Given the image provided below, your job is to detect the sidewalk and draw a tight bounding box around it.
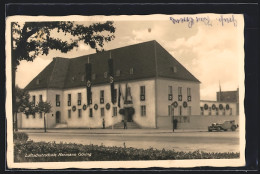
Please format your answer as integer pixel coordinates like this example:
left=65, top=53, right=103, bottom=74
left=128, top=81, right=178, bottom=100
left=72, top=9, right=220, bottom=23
left=18, top=128, right=207, bottom=134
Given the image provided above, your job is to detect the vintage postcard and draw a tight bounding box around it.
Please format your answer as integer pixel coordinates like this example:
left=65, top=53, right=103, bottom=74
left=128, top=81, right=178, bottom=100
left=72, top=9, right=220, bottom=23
left=6, top=14, right=245, bottom=169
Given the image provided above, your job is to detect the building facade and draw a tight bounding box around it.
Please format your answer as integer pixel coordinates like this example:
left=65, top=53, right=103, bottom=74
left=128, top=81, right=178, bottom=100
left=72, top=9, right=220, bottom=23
left=18, top=40, right=200, bottom=129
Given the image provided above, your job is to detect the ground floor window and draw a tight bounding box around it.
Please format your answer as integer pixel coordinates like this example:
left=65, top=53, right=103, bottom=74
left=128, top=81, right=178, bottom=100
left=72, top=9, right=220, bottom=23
left=230, top=108, right=232, bottom=115
left=141, top=105, right=146, bottom=116
left=168, top=105, right=171, bottom=116
left=209, top=107, right=211, bottom=115
left=68, top=109, right=71, bottom=119
left=89, top=108, right=93, bottom=117
left=113, top=107, right=117, bottom=116
left=179, top=106, right=182, bottom=116
left=101, top=108, right=105, bottom=117
left=78, top=109, right=82, bottom=118
left=188, top=106, right=191, bottom=115
left=39, top=112, right=42, bottom=118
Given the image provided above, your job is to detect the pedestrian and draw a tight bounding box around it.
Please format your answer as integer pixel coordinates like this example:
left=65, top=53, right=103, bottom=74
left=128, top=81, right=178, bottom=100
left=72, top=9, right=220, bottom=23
left=123, top=120, right=127, bottom=129
left=102, top=118, right=105, bottom=129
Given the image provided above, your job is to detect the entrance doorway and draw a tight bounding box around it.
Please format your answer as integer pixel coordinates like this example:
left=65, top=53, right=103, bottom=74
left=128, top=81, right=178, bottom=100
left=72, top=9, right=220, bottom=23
left=56, top=111, right=61, bottom=123
left=124, top=107, right=135, bottom=122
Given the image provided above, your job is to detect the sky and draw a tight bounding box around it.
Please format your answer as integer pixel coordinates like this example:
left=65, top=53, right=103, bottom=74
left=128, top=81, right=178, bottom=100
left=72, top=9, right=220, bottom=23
left=15, top=14, right=244, bottom=100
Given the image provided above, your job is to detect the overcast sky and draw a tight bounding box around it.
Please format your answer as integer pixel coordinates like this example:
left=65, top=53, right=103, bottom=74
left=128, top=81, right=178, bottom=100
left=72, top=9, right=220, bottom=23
left=15, top=14, right=244, bottom=100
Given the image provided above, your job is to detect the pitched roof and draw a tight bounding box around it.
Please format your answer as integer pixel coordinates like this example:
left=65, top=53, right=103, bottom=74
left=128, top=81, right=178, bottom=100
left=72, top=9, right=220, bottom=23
left=217, top=90, right=239, bottom=102
left=25, top=40, right=199, bottom=90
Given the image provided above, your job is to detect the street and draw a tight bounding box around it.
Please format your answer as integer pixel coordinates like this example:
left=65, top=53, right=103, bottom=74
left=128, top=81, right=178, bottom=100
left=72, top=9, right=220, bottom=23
left=20, top=129, right=240, bottom=153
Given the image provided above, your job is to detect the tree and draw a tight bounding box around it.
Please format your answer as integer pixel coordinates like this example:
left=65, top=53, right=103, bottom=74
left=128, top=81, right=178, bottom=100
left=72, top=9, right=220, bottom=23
left=14, top=86, right=30, bottom=131
left=11, top=21, right=116, bottom=131
left=36, top=101, right=52, bottom=132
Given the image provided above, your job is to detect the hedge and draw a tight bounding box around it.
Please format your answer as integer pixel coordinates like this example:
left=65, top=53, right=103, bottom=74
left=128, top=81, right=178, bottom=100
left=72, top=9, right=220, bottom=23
left=14, top=141, right=240, bottom=162
left=13, top=132, right=29, bottom=142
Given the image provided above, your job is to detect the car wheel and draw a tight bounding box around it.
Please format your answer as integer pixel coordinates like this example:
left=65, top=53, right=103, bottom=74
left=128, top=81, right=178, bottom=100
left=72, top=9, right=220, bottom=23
left=231, top=125, right=236, bottom=131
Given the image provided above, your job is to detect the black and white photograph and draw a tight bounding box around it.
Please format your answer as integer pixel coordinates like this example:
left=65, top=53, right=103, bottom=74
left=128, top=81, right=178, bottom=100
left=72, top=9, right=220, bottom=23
left=6, top=14, right=245, bottom=169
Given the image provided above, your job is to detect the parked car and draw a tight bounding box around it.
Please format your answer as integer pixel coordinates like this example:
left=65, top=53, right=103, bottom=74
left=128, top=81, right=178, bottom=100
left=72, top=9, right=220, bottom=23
left=208, top=120, right=239, bottom=132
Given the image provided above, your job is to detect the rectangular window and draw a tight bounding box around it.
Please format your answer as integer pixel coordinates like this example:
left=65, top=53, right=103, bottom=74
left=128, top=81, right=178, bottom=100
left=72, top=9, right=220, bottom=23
left=179, top=106, right=182, bottom=116
left=216, top=108, right=219, bottom=115
left=140, top=86, right=145, bottom=101
left=188, top=106, right=192, bottom=115
left=32, top=95, right=36, bottom=106
left=223, top=109, right=226, bottom=116
left=209, top=107, right=212, bottom=115
left=78, top=109, right=82, bottom=118
left=113, top=107, right=117, bottom=116
left=187, top=88, right=191, bottom=101
left=178, top=87, right=182, bottom=101
left=100, top=90, right=104, bottom=104
left=39, top=112, right=42, bottom=118
left=101, top=108, right=105, bottom=117
left=168, top=105, right=172, bottom=116
left=68, top=94, right=71, bottom=106
left=130, top=68, right=134, bottom=75
left=68, top=110, right=71, bottom=119
left=230, top=108, right=232, bottom=115
left=39, top=95, right=43, bottom=102
left=178, top=87, right=182, bottom=95
left=78, top=93, right=82, bottom=105
left=168, top=86, right=173, bottom=100
left=89, top=108, right=93, bottom=117
left=201, top=107, right=204, bottom=115
left=56, top=95, right=60, bottom=107
left=90, top=92, right=93, bottom=104
left=113, top=89, right=117, bottom=103
left=141, top=105, right=146, bottom=116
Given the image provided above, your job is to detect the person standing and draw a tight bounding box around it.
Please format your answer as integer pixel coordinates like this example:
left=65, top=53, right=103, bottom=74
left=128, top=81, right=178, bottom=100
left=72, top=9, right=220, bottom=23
left=123, top=120, right=127, bottom=129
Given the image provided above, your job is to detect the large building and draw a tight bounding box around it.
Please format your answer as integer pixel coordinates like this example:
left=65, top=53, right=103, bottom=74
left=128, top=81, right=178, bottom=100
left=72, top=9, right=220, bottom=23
left=18, top=40, right=201, bottom=129
left=200, top=88, right=239, bottom=116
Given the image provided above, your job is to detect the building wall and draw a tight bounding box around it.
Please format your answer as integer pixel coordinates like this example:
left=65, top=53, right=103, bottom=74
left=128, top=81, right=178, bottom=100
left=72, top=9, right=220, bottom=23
left=20, top=90, right=47, bottom=128
left=157, top=115, right=239, bottom=130
left=200, top=100, right=238, bottom=116
left=156, top=78, right=200, bottom=117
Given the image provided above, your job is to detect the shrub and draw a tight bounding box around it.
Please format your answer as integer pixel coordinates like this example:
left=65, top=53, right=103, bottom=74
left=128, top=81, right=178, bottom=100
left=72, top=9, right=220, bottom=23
left=13, top=132, right=29, bottom=142
left=14, top=141, right=240, bottom=162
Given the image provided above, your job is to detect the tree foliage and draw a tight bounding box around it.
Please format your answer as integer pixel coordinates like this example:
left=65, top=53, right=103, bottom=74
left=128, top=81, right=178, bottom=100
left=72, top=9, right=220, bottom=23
left=36, top=101, right=52, bottom=115
left=12, top=21, right=116, bottom=69
left=14, top=86, right=30, bottom=113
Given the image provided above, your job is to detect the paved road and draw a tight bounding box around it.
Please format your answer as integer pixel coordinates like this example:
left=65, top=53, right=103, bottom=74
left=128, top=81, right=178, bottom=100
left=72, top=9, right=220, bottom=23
left=23, top=129, right=240, bottom=153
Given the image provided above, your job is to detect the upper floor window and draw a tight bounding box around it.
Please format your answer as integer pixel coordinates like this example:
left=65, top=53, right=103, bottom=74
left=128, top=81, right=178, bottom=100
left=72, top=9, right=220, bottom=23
left=56, top=95, right=60, bottom=107
left=39, top=95, right=43, bottom=102
left=89, top=108, right=93, bottom=117
left=168, top=86, right=173, bottom=100
left=140, top=86, right=145, bottom=101
left=178, top=87, right=182, bottom=101
left=78, top=93, right=82, bottom=105
left=100, top=90, right=104, bottom=104
left=32, top=95, right=36, bottom=106
left=68, top=94, right=71, bottom=106
left=130, top=68, right=134, bottom=75
left=187, top=88, right=191, bottom=101
left=113, top=89, right=117, bottom=103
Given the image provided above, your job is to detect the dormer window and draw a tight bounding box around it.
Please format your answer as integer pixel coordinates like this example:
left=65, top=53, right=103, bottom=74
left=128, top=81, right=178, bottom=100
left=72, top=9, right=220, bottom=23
left=92, top=74, right=96, bottom=80
left=36, top=79, right=40, bottom=85
left=81, top=75, right=85, bottom=82
left=104, top=72, right=108, bottom=78
left=173, top=66, right=177, bottom=73
left=130, top=68, right=134, bottom=75
left=116, top=70, right=121, bottom=77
